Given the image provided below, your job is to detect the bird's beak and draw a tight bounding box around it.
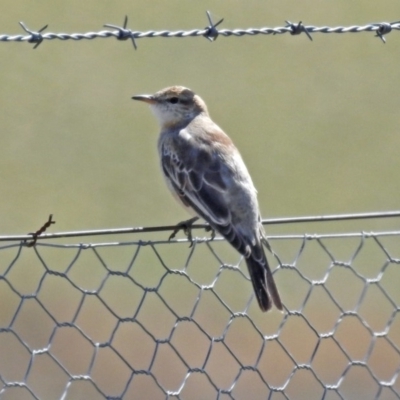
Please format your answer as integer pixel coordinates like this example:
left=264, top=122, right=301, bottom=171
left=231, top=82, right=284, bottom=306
left=132, top=94, right=156, bottom=104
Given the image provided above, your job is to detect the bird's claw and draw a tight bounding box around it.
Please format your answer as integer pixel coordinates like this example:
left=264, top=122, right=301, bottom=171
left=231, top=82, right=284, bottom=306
left=204, top=224, right=216, bottom=241
left=169, top=217, right=199, bottom=247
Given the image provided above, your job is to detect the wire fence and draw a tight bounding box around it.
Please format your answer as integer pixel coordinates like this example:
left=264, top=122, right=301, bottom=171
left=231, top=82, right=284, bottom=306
left=2, top=6, right=400, bottom=399
left=0, top=212, right=399, bottom=399
left=1, top=12, right=400, bottom=49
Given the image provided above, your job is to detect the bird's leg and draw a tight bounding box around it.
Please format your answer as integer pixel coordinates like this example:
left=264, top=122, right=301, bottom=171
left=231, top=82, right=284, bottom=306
left=169, top=216, right=199, bottom=245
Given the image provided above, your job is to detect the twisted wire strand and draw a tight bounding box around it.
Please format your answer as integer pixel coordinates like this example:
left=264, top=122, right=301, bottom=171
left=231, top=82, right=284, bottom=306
left=0, top=21, right=399, bottom=44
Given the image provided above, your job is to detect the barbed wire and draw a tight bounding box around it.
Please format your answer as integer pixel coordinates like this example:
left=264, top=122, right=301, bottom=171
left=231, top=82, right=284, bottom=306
left=1, top=12, right=400, bottom=49
left=1, top=210, right=400, bottom=244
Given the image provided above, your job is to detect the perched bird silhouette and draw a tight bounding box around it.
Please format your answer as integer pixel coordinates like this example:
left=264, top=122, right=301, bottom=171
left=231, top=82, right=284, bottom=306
left=133, top=86, right=282, bottom=311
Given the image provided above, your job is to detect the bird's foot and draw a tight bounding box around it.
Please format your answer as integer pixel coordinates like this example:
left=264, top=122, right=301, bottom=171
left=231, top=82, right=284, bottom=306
left=204, top=224, right=216, bottom=241
left=169, top=217, right=199, bottom=246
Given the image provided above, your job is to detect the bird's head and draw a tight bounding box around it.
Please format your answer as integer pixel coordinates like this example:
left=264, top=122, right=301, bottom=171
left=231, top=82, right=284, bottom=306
left=132, top=86, right=208, bottom=128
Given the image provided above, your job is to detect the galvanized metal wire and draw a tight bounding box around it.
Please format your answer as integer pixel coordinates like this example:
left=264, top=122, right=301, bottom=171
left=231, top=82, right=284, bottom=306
left=1, top=13, right=399, bottom=49
left=1, top=210, right=400, bottom=244
left=0, top=212, right=399, bottom=399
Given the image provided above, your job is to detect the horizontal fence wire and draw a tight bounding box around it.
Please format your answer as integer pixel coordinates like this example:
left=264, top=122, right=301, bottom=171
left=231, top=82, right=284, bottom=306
left=0, top=212, right=400, bottom=399
left=1, top=210, right=400, bottom=245
left=1, top=12, right=400, bottom=49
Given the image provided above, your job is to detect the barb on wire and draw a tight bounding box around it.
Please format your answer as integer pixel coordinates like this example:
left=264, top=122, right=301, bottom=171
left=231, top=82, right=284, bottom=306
left=285, top=20, right=313, bottom=41
left=25, top=214, right=56, bottom=247
left=375, top=22, right=393, bottom=43
left=203, top=11, right=224, bottom=41
left=104, top=15, right=137, bottom=49
left=19, top=21, right=48, bottom=49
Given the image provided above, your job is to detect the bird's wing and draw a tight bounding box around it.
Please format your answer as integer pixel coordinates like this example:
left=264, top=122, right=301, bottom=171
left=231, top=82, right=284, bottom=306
left=160, top=130, right=253, bottom=256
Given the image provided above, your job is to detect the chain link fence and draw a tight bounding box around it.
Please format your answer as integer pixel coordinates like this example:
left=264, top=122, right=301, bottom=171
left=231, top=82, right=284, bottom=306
left=0, top=216, right=399, bottom=399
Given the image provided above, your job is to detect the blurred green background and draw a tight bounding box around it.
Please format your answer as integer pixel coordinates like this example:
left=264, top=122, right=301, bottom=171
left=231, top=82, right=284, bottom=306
left=0, top=0, right=399, bottom=234
left=0, top=1, right=400, bottom=399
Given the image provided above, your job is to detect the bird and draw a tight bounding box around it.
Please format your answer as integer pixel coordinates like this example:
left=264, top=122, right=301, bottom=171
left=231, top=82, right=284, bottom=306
left=132, top=86, right=282, bottom=312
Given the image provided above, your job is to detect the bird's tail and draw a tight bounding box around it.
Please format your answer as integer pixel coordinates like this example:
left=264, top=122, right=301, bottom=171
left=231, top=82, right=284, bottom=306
left=245, top=246, right=283, bottom=312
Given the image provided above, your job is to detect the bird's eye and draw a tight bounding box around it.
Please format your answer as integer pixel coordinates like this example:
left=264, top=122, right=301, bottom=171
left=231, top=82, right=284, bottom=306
left=169, top=97, right=179, bottom=104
